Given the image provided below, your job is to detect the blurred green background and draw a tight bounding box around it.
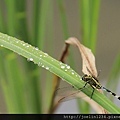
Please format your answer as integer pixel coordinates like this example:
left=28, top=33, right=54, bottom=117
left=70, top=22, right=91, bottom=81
left=0, top=0, right=120, bottom=113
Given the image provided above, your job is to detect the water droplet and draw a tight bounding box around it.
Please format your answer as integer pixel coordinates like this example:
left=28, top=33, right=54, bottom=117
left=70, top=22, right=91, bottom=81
left=66, top=65, right=70, bottom=69
left=40, top=55, right=42, bottom=57
left=38, top=62, right=41, bottom=66
left=42, top=65, right=44, bottom=68
left=0, top=45, right=3, bottom=47
left=44, top=53, right=48, bottom=56
left=35, top=47, right=39, bottom=50
left=61, top=66, right=65, bottom=69
left=30, top=58, right=33, bottom=61
left=46, top=67, right=49, bottom=70
left=27, top=58, right=33, bottom=62
left=72, top=72, right=74, bottom=75
left=23, top=44, right=25, bottom=46
left=65, top=69, right=67, bottom=71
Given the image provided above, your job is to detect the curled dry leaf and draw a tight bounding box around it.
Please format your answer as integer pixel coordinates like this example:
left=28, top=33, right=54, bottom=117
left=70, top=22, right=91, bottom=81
left=65, top=37, right=108, bottom=114
left=65, top=37, right=98, bottom=77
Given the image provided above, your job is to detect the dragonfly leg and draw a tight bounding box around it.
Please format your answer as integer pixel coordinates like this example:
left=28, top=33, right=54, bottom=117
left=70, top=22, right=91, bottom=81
left=90, top=87, right=95, bottom=99
left=79, top=82, right=95, bottom=99
left=78, top=82, right=88, bottom=91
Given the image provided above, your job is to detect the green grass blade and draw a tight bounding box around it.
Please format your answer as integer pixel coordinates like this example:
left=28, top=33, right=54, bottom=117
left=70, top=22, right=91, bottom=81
left=58, top=0, right=69, bottom=39
left=32, top=0, right=41, bottom=45
left=0, top=32, right=120, bottom=113
left=15, top=0, right=29, bottom=43
left=79, top=0, right=100, bottom=53
left=89, top=0, right=100, bottom=53
left=80, top=0, right=90, bottom=46
left=1, top=77, right=15, bottom=113
left=5, top=0, right=16, bottom=35
left=4, top=55, right=26, bottom=112
left=37, top=0, right=50, bottom=49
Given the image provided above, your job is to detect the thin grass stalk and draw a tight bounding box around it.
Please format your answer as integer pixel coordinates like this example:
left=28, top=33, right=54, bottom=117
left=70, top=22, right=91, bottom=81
left=15, top=0, right=29, bottom=43
left=5, top=0, right=16, bottom=35
left=89, top=0, right=100, bottom=53
left=4, top=56, right=26, bottom=113
left=58, top=0, right=69, bottom=39
left=32, top=0, right=41, bottom=45
left=80, top=0, right=90, bottom=46
left=37, top=0, right=50, bottom=49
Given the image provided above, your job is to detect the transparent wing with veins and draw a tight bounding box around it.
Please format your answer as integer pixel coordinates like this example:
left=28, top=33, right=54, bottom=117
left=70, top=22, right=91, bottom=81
left=56, top=84, right=88, bottom=102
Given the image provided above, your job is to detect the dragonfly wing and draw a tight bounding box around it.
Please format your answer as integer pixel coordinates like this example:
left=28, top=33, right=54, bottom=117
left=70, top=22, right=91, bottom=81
left=56, top=86, right=76, bottom=96
left=55, top=86, right=88, bottom=103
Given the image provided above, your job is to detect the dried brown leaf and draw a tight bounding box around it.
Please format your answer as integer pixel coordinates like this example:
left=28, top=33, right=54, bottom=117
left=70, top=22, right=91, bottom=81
left=65, top=37, right=98, bottom=77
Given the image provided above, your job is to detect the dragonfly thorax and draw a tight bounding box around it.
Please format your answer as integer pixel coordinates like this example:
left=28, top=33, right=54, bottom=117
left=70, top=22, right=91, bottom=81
left=82, top=74, right=102, bottom=89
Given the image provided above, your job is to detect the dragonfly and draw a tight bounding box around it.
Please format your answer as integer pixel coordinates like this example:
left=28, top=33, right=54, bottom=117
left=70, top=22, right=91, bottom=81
left=57, top=68, right=120, bottom=102
left=82, top=74, right=120, bottom=100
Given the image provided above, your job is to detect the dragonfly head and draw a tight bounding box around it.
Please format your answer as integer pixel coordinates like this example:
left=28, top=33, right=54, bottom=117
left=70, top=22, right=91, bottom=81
left=82, top=74, right=90, bottom=81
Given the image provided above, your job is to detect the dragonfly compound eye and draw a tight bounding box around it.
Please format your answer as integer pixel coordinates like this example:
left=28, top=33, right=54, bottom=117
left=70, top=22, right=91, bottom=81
left=82, top=74, right=88, bottom=80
